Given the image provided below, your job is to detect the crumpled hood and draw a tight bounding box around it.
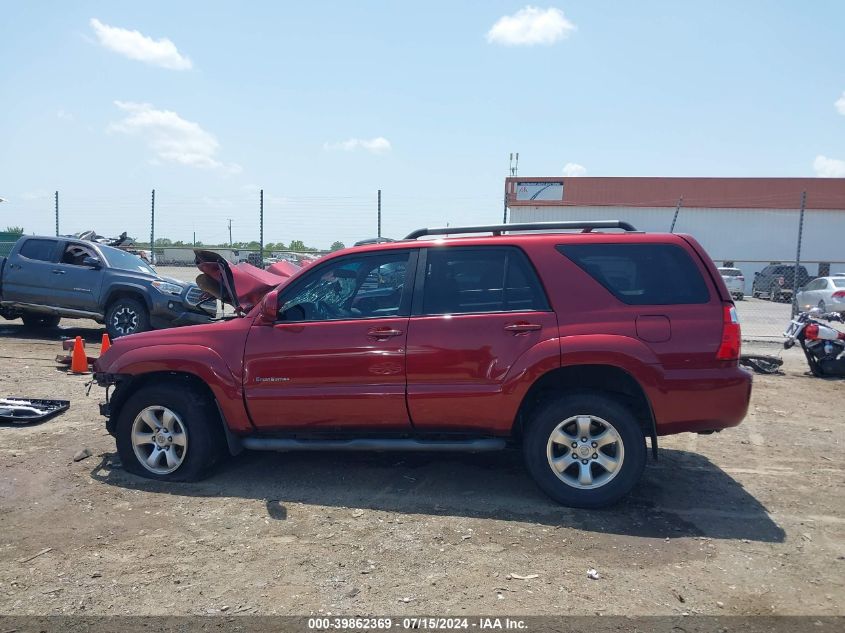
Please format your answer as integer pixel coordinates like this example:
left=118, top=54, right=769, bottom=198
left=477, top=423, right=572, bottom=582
left=194, top=250, right=299, bottom=311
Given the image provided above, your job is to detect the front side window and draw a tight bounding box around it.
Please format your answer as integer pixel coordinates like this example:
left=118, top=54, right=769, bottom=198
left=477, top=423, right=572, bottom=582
left=278, top=251, right=411, bottom=322
left=18, top=239, right=57, bottom=262
left=61, top=242, right=97, bottom=266
left=421, top=247, right=548, bottom=315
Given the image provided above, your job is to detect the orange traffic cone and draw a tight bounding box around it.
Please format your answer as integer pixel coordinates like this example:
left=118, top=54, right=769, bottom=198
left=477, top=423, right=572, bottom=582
left=100, top=333, right=111, bottom=356
left=69, top=336, right=90, bottom=374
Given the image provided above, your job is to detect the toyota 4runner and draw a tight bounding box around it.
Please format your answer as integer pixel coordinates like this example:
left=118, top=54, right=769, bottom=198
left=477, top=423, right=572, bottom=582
left=94, top=221, right=752, bottom=508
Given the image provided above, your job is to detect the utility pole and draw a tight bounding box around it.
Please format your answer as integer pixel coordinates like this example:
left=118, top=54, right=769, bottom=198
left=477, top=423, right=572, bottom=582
left=54, top=191, right=59, bottom=236
left=377, top=189, right=382, bottom=239
left=193, top=231, right=196, bottom=247
left=504, top=153, right=519, bottom=224
left=792, top=191, right=807, bottom=317
left=259, top=189, right=264, bottom=264
left=150, top=189, right=155, bottom=263
left=669, top=196, right=684, bottom=233
left=227, top=219, right=233, bottom=246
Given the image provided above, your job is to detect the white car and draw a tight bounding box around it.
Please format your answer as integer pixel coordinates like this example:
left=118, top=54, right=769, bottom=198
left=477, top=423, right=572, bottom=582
left=796, top=277, right=845, bottom=313
left=718, top=267, right=745, bottom=301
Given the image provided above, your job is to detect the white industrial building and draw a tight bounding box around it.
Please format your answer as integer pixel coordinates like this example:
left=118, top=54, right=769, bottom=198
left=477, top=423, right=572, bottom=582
left=505, top=177, right=845, bottom=285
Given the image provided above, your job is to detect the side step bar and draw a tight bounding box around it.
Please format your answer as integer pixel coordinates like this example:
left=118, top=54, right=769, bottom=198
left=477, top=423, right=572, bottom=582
left=240, top=437, right=507, bottom=453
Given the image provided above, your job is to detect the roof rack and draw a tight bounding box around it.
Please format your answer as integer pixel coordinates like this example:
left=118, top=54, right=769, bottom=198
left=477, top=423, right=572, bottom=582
left=404, top=220, right=638, bottom=240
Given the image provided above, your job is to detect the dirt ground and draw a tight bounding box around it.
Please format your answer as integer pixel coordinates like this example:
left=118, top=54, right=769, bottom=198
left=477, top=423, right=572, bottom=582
left=0, top=318, right=843, bottom=617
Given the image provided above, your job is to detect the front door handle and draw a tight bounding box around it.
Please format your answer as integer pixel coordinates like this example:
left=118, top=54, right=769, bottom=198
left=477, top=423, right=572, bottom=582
left=367, top=327, right=403, bottom=339
left=51, top=269, right=66, bottom=275
left=504, top=322, right=542, bottom=334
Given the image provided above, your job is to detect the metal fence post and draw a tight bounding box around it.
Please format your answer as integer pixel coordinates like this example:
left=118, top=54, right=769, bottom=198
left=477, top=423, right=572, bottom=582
left=259, top=189, right=264, bottom=264
left=377, top=189, right=382, bottom=239
left=792, top=191, right=807, bottom=317
left=54, top=191, right=59, bottom=236
left=150, top=189, right=155, bottom=263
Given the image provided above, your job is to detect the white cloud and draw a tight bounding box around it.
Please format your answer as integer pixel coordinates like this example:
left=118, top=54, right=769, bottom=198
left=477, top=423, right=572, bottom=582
left=813, top=155, right=845, bottom=178
left=109, top=101, right=240, bottom=173
left=486, top=6, right=575, bottom=46
left=57, top=109, right=74, bottom=121
left=836, top=92, right=845, bottom=116
left=562, top=162, right=587, bottom=177
left=324, top=137, right=392, bottom=154
left=90, top=18, right=192, bottom=70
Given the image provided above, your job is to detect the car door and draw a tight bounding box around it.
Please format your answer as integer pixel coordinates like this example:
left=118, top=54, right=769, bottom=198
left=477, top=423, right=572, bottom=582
left=50, top=241, right=105, bottom=312
left=242, top=249, right=417, bottom=431
left=405, top=246, right=557, bottom=434
left=1, top=238, right=61, bottom=305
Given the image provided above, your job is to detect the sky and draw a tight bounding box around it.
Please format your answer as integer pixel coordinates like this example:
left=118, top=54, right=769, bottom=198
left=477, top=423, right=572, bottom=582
left=1, top=1, right=844, bottom=248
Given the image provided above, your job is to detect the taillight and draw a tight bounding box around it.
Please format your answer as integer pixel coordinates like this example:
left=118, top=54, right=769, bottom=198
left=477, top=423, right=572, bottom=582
left=716, top=304, right=741, bottom=361
left=832, top=291, right=845, bottom=299
left=804, top=324, right=819, bottom=340
left=737, top=276, right=744, bottom=281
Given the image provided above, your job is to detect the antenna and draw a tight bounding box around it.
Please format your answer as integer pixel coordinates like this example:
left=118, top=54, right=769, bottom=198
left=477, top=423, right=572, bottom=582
left=509, top=152, right=519, bottom=176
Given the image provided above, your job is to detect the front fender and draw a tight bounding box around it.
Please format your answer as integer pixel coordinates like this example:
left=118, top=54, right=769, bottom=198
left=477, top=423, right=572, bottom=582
left=100, top=343, right=252, bottom=433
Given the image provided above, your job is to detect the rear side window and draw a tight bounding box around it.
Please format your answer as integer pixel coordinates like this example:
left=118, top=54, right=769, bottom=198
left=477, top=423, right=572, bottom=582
left=18, top=239, right=56, bottom=262
left=558, top=243, right=710, bottom=305
left=422, top=247, right=549, bottom=315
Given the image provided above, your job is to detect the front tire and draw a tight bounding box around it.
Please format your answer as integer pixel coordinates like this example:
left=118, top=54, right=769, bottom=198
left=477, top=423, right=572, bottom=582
left=523, top=392, right=646, bottom=508
left=105, top=297, right=149, bottom=338
left=21, top=313, right=61, bottom=328
left=115, top=384, right=224, bottom=481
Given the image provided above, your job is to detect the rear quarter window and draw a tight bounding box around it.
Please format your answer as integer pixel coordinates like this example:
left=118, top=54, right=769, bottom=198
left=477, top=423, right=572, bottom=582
left=557, top=243, right=710, bottom=305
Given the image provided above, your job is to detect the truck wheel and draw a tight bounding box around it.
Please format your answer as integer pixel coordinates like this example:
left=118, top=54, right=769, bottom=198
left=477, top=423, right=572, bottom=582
left=115, top=383, right=224, bottom=481
left=21, top=313, right=61, bottom=328
left=105, top=297, right=149, bottom=338
left=523, top=392, right=646, bottom=508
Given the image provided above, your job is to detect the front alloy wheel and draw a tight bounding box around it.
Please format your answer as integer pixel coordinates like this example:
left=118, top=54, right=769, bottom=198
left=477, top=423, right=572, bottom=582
left=131, top=406, right=188, bottom=475
left=115, top=383, right=224, bottom=481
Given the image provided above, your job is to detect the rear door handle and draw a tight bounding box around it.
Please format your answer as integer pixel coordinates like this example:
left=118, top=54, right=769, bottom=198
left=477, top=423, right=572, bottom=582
left=504, top=322, right=542, bottom=334
left=367, top=327, right=403, bottom=339
left=52, top=269, right=66, bottom=275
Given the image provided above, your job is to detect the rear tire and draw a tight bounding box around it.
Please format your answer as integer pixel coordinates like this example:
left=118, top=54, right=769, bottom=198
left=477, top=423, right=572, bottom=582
left=115, top=383, right=224, bottom=481
left=819, top=300, right=827, bottom=313
left=21, top=313, right=61, bottom=328
left=105, top=297, right=149, bottom=339
left=735, top=293, right=744, bottom=301
left=523, top=391, right=646, bottom=508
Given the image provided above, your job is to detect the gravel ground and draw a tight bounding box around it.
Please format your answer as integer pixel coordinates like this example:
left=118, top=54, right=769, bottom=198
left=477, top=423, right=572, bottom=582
left=0, top=318, right=842, bottom=616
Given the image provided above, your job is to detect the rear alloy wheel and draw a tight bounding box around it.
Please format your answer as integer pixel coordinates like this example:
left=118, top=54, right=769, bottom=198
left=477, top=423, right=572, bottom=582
left=105, top=297, right=149, bottom=338
left=523, top=392, right=646, bottom=508
left=115, top=384, right=223, bottom=481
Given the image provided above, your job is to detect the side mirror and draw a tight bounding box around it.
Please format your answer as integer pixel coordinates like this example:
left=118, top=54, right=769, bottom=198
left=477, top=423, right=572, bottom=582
left=260, top=288, right=279, bottom=324
left=754, top=271, right=760, bottom=276
left=82, top=256, right=102, bottom=269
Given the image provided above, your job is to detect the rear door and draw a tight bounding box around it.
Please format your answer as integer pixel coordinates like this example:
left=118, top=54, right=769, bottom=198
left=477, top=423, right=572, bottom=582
left=405, top=246, right=557, bottom=434
left=1, top=238, right=61, bottom=305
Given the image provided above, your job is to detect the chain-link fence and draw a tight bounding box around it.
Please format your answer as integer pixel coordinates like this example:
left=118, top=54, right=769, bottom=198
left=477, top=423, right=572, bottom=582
left=2, top=188, right=843, bottom=341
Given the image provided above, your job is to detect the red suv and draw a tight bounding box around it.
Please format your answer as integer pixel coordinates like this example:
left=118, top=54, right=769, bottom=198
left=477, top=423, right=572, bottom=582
left=94, top=221, right=751, bottom=508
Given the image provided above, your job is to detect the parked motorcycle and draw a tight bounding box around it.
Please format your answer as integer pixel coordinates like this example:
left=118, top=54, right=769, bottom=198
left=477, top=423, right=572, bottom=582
left=784, top=309, right=845, bottom=377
